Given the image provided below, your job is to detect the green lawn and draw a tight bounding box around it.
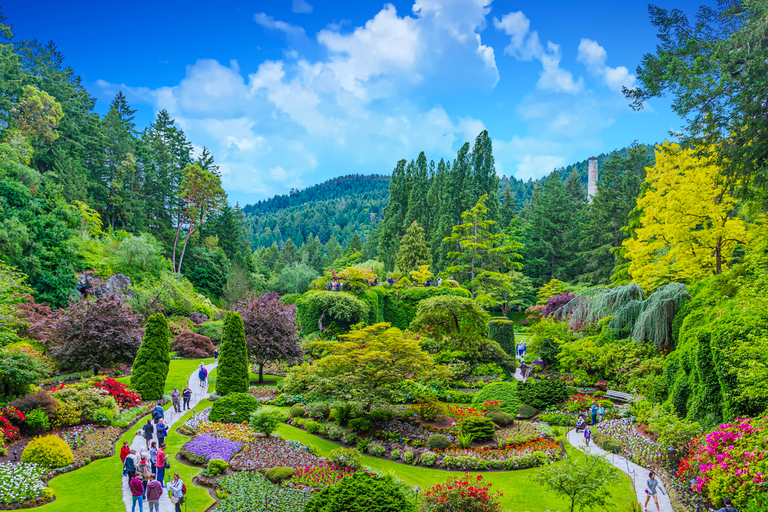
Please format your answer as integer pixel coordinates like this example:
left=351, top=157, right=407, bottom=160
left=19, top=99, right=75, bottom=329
left=249, top=372, right=283, bottom=386
left=275, top=424, right=636, bottom=512
left=115, top=358, right=216, bottom=394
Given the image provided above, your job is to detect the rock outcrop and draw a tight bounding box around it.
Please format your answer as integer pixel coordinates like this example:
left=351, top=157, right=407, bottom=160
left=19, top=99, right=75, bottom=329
left=74, top=272, right=135, bottom=299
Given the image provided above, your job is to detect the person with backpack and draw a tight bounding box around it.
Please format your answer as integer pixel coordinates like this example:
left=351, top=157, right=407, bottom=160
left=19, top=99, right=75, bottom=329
left=155, top=444, right=167, bottom=488
left=169, top=473, right=185, bottom=512
left=124, top=448, right=138, bottom=480
left=145, top=473, right=163, bottom=512
left=715, top=497, right=738, bottom=512
left=156, top=419, right=168, bottom=448
left=198, top=364, right=208, bottom=387
left=142, top=419, right=154, bottom=449
left=138, top=453, right=152, bottom=498
left=182, top=386, right=192, bottom=410
left=152, top=402, right=164, bottom=425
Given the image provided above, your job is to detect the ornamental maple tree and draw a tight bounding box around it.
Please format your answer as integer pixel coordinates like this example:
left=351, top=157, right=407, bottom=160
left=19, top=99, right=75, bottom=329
left=235, top=292, right=302, bottom=383
left=48, top=294, right=142, bottom=375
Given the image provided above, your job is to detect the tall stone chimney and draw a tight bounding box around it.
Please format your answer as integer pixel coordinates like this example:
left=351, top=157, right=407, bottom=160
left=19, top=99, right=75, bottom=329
left=587, top=157, right=598, bottom=203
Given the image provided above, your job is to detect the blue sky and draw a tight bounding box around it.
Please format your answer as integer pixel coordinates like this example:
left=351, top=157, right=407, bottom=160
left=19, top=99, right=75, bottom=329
left=6, top=0, right=703, bottom=205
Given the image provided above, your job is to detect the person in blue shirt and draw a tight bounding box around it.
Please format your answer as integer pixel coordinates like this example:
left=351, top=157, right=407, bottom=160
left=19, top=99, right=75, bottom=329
left=714, top=497, right=738, bottom=512
left=590, top=401, right=598, bottom=425
left=152, top=402, right=164, bottom=425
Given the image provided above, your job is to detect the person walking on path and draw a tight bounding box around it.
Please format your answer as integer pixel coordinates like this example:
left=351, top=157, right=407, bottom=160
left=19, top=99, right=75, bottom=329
left=520, top=361, right=527, bottom=380
left=120, top=441, right=130, bottom=476
left=124, top=449, right=138, bottom=481
left=644, top=471, right=664, bottom=512
left=149, top=441, right=157, bottom=474
left=169, top=473, right=185, bottom=512
left=590, top=401, right=598, bottom=426
left=156, top=419, right=168, bottom=448
left=171, top=387, right=181, bottom=413
left=129, top=475, right=144, bottom=512
left=152, top=402, right=164, bottom=425
left=715, top=497, right=738, bottom=512
left=598, top=404, right=605, bottom=423
left=145, top=473, right=163, bottom=512
left=182, top=386, right=192, bottom=410
left=155, top=444, right=167, bottom=488
left=142, top=419, right=154, bottom=449
left=213, top=348, right=219, bottom=362
left=138, top=453, right=152, bottom=498
left=584, top=426, right=591, bottom=447
left=198, top=363, right=208, bottom=387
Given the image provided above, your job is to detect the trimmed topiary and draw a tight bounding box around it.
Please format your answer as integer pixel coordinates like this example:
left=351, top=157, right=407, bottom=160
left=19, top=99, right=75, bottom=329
left=264, top=466, right=295, bottom=484
left=131, top=314, right=171, bottom=400
left=309, top=403, right=330, bottom=420
left=22, top=435, right=74, bottom=468
left=517, top=404, right=538, bottom=419
left=209, top=392, right=260, bottom=423
left=216, top=311, right=249, bottom=396
left=305, top=471, right=416, bottom=512
left=426, top=434, right=451, bottom=450
left=486, top=410, right=515, bottom=426
left=459, top=416, right=496, bottom=442
left=289, top=405, right=306, bottom=418
left=472, top=382, right=520, bottom=414
left=488, top=318, right=515, bottom=355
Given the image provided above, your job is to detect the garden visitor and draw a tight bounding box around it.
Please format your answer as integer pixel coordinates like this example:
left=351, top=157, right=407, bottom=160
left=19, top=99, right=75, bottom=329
left=155, top=444, right=167, bottom=488
left=156, top=418, right=168, bottom=447
left=584, top=426, right=591, bottom=447
left=145, top=474, right=163, bottom=512
left=124, top=449, right=138, bottom=480
left=520, top=361, right=527, bottom=380
left=437, top=277, right=442, bottom=286
left=169, top=473, right=185, bottom=512
left=213, top=348, right=219, bottom=362
left=425, top=277, right=431, bottom=287
left=598, top=404, right=605, bottom=423
left=590, top=401, right=598, bottom=426
left=120, top=441, right=130, bottom=476
left=715, top=497, right=738, bottom=512
left=182, top=386, right=192, bottom=410
left=129, top=475, right=144, bottom=512
left=171, top=387, right=181, bottom=413
left=138, top=453, right=152, bottom=498
left=643, top=471, right=663, bottom=512
left=326, top=280, right=332, bottom=291
left=152, top=402, right=164, bottom=425
left=387, top=276, right=394, bottom=285
left=142, top=419, right=154, bottom=449
left=149, top=441, right=157, bottom=474
left=198, top=364, right=208, bottom=387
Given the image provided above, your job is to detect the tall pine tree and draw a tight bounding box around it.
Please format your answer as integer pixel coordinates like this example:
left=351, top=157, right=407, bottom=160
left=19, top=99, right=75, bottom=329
left=216, top=311, right=249, bottom=395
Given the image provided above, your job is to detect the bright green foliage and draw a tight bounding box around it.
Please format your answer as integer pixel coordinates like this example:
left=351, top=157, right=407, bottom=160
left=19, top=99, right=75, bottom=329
left=264, top=467, right=295, bottom=485
left=114, top=234, right=169, bottom=282
left=536, top=279, right=565, bottom=305
left=12, top=84, right=64, bottom=143
left=426, top=434, right=451, bottom=450
left=518, top=379, right=567, bottom=411
left=305, top=472, right=417, bottom=512
left=476, top=270, right=534, bottom=318
left=487, top=410, right=515, bottom=426
left=531, top=452, right=619, bottom=512
left=268, top=263, right=317, bottom=294
left=216, top=311, right=249, bottom=396
left=206, top=459, right=229, bottom=476
left=529, top=318, right=575, bottom=365
left=249, top=407, right=288, bottom=436
left=25, top=408, right=50, bottom=433
left=209, top=392, right=260, bottom=423
left=328, top=447, right=363, bottom=470
left=518, top=404, right=538, bottom=419
left=472, top=382, right=520, bottom=414
left=444, top=194, right=522, bottom=298
left=382, top=286, right=470, bottom=329
left=131, top=272, right=217, bottom=319
left=289, top=405, right=305, bottom=418
left=487, top=318, right=515, bottom=355
left=553, top=283, right=644, bottom=331
left=21, top=435, right=74, bottom=468
left=0, top=263, right=32, bottom=347
left=295, top=291, right=369, bottom=335
left=410, top=295, right=489, bottom=344
left=196, top=320, right=224, bottom=344
left=396, top=221, right=432, bottom=273
left=460, top=416, right=495, bottom=441
left=130, top=314, right=171, bottom=400
left=0, top=350, right=47, bottom=398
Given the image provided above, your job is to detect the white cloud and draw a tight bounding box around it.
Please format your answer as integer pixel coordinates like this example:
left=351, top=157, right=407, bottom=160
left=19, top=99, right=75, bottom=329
left=577, top=38, right=636, bottom=92
left=292, top=0, right=313, bottom=14
left=254, top=13, right=306, bottom=37
left=494, top=11, right=582, bottom=94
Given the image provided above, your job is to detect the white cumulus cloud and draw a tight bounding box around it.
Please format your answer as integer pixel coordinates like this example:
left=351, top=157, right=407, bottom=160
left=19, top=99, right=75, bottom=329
left=577, top=38, right=636, bottom=92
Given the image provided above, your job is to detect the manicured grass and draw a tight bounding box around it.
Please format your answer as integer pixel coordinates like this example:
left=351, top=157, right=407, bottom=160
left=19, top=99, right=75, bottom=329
left=115, top=358, right=216, bottom=394
left=249, top=372, right=283, bottom=386
left=275, top=424, right=637, bottom=512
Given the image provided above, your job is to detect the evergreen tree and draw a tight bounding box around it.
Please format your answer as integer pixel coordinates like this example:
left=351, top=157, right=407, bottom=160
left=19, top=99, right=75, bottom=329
left=404, top=152, right=430, bottom=235
left=300, top=233, right=323, bottom=270
left=395, top=221, right=432, bottom=273
left=216, top=311, right=249, bottom=395
left=499, top=184, right=518, bottom=230
left=278, top=238, right=297, bottom=269
left=324, top=235, right=342, bottom=266
left=378, top=159, right=409, bottom=270
left=565, top=169, right=585, bottom=203
left=131, top=314, right=171, bottom=400
left=346, top=232, right=363, bottom=254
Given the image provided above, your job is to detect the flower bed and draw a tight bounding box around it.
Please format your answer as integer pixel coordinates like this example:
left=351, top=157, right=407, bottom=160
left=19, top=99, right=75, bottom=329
left=92, top=377, right=142, bottom=409
left=58, top=424, right=122, bottom=464
left=433, top=438, right=562, bottom=470
left=182, top=408, right=211, bottom=432
left=230, top=438, right=325, bottom=471
left=378, top=419, right=456, bottom=445
left=595, top=419, right=664, bottom=466
left=291, top=463, right=361, bottom=488
left=249, top=386, right=278, bottom=403
left=181, top=434, right=243, bottom=463
left=196, top=421, right=257, bottom=443
left=0, top=463, right=48, bottom=506
left=216, top=471, right=312, bottom=512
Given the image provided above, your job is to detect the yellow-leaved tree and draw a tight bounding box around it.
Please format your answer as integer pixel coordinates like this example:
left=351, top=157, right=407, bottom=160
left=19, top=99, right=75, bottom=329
left=622, top=142, right=747, bottom=291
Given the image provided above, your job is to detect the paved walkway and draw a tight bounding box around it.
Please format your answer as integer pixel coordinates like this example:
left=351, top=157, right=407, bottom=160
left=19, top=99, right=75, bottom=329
left=122, top=362, right=217, bottom=512
left=566, top=428, right=674, bottom=512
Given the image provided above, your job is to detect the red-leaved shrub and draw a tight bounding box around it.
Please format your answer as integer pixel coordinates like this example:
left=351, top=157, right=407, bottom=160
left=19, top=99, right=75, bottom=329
left=171, top=330, right=215, bottom=358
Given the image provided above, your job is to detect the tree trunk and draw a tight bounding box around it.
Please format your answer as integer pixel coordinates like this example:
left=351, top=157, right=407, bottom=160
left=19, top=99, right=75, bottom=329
left=318, top=310, right=326, bottom=332
left=259, top=362, right=264, bottom=384
left=715, top=236, right=722, bottom=274
left=172, top=220, right=183, bottom=272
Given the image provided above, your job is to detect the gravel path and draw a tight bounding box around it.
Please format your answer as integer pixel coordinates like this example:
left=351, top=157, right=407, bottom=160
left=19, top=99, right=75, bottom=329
left=121, top=362, right=217, bottom=512
left=566, top=427, right=674, bottom=512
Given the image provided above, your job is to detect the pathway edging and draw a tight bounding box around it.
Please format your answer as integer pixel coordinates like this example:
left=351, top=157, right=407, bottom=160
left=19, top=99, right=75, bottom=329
left=566, top=428, right=674, bottom=512
left=121, top=362, right=217, bottom=512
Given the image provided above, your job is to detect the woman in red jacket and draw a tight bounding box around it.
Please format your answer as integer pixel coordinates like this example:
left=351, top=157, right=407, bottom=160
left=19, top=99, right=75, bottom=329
left=119, top=441, right=130, bottom=476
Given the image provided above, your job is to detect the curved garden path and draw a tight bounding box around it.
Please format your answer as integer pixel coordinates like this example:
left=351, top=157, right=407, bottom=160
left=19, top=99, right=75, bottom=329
left=566, top=428, right=674, bottom=512
left=121, top=361, right=217, bottom=512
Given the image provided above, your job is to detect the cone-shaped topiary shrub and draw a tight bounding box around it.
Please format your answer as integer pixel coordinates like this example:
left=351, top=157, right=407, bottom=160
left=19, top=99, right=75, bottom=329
left=131, top=314, right=171, bottom=400
left=22, top=435, right=74, bottom=468
left=216, top=311, right=249, bottom=396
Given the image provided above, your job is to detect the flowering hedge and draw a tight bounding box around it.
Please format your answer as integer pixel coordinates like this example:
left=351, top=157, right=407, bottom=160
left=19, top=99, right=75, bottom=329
left=0, top=463, right=47, bottom=505
left=677, top=416, right=768, bottom=507
left=92, top=377, right=142, bottom=409
left=419, top=473, right=503, bottom=512
left=182, top=434, right=243, bottom=463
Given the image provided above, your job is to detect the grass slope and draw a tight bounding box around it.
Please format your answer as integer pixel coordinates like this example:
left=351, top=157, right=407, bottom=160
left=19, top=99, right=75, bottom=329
left=275, top=424, right=636, bottom=512
left=116, top=358, right=216, bottom=394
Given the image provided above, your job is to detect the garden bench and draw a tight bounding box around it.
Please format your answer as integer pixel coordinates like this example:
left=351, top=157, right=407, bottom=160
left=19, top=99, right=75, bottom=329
left=606, top=390, right=632, bottom=402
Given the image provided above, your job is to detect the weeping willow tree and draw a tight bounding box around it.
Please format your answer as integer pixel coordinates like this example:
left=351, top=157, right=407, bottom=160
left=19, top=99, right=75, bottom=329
left=553, top=283, right=645, bottom=331
left=611, top=283, right=690, bottom=352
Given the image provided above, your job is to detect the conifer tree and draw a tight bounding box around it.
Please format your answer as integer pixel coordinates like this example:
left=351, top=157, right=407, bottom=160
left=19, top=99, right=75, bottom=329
left=346, top=232, right=363, bottom=254
left=405, top=152, right=430, bottom=235
left=396, top=221, right=432, bottom=273
left=131, top=314, right=171, bottom=400
left=216, top=311, right=249, bottom=396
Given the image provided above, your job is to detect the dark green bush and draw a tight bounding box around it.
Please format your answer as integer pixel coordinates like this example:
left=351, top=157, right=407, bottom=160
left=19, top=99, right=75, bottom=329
left=195, top=320, right=224, bottom=344
left=426, top=434, right=451, bottom=450
left=216, top=311, right=249, bottom=396
left=309, top=403, right=330, bottom=420
left=348, top=417, right=372, bottom=432
left=131, top=314, right=171, bottom=400
left=289, top=405, right=306, bottom=418
left=334, top=403, right=359, bottom=426
left=209, top=392, right=261, bottom=423
left=471, top=382, right=520, bottom=413
left=517, top=379, right=567, bottom=410
left=517, top=404, right=538, bottom=419
left=488, top=318, right=515, bottom=355
left=264, top=466, right=295, bottom=484
left=459, top=416, right=495, bottom=442
left=486, top=410, right=515, bottom=426
left=367, top=409, right=394, bottom=422
left=305, top=472, right=416, bottom=512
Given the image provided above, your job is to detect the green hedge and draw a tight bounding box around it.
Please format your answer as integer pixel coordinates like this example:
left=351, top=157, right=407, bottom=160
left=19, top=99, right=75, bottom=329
left=472, top=382, right=520, bottom=413
left=517, top=379, right=567, bottom=411
left=295, top=291, right=369, bottom=335
left=216, top=311, right=249, bottom=396
left=382, top=287, right=471, bottom=329
left=488, top=318, right=515, bottom=355
left=209, top=392, right=261, bottom=423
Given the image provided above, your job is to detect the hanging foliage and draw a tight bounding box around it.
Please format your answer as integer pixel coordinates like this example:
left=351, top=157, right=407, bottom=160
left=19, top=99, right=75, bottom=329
left=552, top=283, right=644, bottom=331
left=626, top=283, right=690, bottom=351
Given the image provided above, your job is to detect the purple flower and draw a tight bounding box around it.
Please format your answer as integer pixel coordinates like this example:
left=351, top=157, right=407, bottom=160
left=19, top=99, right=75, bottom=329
left=184, top=434, right=243, bottom=462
